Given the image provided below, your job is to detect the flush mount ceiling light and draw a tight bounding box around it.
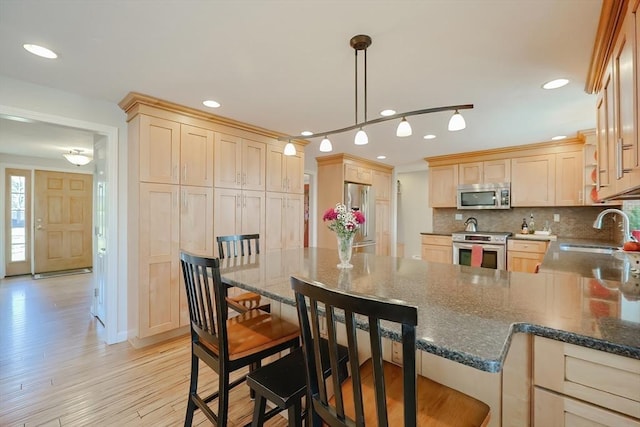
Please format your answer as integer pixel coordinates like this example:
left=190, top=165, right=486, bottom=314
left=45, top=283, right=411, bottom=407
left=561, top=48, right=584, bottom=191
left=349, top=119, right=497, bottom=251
left=278, top=34, right=472, bottom=154
left=23, top=44, right=58, bottom=59
left=63, top=149, right=91, bottom=166
left=202, top=100, right=220, bottom=108
left=542, top=78, right=569, bottom=90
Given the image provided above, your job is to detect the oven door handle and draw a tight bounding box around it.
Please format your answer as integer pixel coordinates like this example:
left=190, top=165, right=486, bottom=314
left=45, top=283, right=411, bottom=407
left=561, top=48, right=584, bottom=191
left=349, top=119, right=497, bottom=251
left=454, top=243, right=504, bottom=251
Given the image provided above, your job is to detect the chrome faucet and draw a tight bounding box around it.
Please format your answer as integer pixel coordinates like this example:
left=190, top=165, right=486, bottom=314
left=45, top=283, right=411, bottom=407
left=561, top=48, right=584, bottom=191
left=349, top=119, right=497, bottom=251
left=593, top=208, right=635, bottom=243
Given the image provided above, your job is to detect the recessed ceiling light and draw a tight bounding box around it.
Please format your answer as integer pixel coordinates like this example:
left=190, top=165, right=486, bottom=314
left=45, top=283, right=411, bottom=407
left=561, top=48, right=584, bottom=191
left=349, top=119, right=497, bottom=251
left=300, top=131, right=313, bottom=136
left=377, top=155, right=386, bottom=160
left=542, top=78, right=569, bottom=90
left=423, top=134, right=436, bottom=140
left=551, top=135, right=567, bottom=140
left=2, top=114, right=34, bottom=123
left=23, top=44, right=57, bottom=59
left=380, top=109, right=396, bottom=117
left=203, top=100, right=220, bottom=108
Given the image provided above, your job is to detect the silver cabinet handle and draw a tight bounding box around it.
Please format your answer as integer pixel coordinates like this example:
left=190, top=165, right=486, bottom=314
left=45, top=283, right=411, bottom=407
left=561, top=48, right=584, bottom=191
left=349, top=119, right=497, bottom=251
left=183, top=164, right=187, bottom=181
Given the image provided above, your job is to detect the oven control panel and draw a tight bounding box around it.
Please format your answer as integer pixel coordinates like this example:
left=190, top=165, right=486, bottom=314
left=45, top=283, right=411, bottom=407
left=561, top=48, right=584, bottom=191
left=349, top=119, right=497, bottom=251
left=451, top=232, right=510, bottom=244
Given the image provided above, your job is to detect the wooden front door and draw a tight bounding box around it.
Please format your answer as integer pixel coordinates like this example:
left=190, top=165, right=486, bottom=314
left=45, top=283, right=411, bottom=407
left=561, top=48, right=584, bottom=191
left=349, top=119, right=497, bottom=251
left=34, top=170, right=93, bottom=273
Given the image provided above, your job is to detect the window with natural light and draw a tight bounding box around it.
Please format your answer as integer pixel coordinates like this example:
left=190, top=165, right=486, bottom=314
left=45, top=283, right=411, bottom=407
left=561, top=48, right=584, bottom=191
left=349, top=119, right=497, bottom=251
left=10, top=175, right=26, bottom=262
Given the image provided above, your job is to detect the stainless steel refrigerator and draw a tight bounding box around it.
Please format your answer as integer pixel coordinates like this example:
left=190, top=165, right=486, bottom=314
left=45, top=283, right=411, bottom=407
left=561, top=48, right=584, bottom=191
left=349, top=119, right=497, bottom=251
left=344, top=182, right=376, bottom=253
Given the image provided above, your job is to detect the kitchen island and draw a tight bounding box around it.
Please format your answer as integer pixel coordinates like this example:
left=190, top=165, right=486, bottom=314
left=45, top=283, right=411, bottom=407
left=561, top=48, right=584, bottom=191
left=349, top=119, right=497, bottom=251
left=219, top=248, right=640, bottom=426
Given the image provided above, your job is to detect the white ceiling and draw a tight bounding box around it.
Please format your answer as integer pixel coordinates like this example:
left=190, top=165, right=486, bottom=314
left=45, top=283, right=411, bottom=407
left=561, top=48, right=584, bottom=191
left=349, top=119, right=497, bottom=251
left=0, top=0, right=603, bottom=171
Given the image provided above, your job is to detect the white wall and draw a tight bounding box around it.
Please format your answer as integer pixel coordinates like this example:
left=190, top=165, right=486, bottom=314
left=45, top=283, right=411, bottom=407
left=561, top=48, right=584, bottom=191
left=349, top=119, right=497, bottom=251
left=397, top=170, right=432, bottom=259
left=0, top=75, right=129, bottom=342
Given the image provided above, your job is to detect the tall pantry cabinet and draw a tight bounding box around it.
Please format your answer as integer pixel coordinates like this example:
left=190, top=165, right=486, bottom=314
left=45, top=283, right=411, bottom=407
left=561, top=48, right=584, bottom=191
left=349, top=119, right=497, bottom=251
left=120, top=93, right=305, bottom=346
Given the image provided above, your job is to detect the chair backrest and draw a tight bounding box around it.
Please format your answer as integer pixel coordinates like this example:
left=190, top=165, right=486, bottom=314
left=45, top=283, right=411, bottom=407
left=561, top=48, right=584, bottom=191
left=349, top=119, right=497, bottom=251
left=291, top=276, right=419, bottom=427
left=180, top=251, right=230, bottom=359
left=216, top=234, right=260, bottom=259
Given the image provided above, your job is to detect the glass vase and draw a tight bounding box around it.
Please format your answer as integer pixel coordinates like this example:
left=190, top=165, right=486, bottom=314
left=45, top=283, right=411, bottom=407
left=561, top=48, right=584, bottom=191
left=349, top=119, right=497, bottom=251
left=337, top=234, right=354, bottom=268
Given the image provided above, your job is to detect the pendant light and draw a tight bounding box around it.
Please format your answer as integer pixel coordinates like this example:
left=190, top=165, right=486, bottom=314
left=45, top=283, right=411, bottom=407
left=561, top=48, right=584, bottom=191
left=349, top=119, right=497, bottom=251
left=447, top=110, right=466, bottom=131
left=319, top=137, right=333, bottom=152
left=277, top=34, right=473, bottom=154
left=283, top=140, right=297, bottom=156
left=396, top=117, right=412, bottom=137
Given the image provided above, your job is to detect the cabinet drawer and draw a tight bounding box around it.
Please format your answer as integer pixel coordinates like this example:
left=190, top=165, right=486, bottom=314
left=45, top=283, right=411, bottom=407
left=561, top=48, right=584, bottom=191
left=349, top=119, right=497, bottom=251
left=508, top=239, right=548, bottom=253
left=421, top=235, right=452, bottom=246
left=534, top=387, right=640, bottom=427
left=534, top=336, right=640, bottom=419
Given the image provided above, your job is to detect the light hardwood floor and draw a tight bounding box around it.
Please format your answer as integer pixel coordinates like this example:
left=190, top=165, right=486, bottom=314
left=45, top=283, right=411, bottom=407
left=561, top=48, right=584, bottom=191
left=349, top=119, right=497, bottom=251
left=0, top=273, right=288, bottom=426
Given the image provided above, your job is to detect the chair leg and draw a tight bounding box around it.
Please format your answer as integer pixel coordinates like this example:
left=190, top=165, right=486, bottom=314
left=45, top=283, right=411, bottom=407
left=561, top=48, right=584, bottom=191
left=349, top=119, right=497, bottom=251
left=288, top=399, right=303, bottom=427
left=218, top=371, right=230, bottom=427
left=250, top=393, right=268, bottom=427
left=184, top=352, right=199, bottom=427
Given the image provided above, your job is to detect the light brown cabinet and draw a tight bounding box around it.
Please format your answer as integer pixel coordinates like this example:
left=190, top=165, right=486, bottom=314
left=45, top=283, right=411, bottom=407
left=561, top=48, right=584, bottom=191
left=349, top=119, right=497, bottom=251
left=511, top=155, right=556, bottom=207
left=421, top=235, right=452, bottom=264
left=138, top=183, right=180, bottom=338
left=214, top=133, right=266, bottom=191
left=265, top=192, right=304, bottom=251
left=533, top=336, right=640, bottom=425
left=345, top=164, right=373, bottom=185
left=266, top=144, right=304, bottom=194
left=593, top=1, right=640, bottom=200
left=459, top=159, right=510, bottom=185
left=429, top=165, right=459, bottom=208
left=213, top=188, right=265, bottom=256
left=507, top=239, right=548, bottom=273
left=555, top=150, right=584, bottom=206
left=121, top=92, right=305, bottom=345
left=317, top=154, right=393, bottom=253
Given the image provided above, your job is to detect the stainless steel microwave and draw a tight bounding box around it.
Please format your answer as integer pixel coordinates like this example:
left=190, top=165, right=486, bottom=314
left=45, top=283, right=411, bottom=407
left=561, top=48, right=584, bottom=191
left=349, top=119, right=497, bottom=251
left=456, top=183, right=511, bottom=209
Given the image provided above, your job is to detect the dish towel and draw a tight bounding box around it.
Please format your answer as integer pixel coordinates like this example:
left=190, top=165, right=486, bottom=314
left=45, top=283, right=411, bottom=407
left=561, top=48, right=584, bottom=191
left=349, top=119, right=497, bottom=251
left=471, top=245, right=483, bottom=267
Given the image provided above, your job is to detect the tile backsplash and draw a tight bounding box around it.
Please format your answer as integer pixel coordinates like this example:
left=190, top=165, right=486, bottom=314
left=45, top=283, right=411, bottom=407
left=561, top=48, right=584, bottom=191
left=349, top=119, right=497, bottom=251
left=433, top=207, right=620, bottom=242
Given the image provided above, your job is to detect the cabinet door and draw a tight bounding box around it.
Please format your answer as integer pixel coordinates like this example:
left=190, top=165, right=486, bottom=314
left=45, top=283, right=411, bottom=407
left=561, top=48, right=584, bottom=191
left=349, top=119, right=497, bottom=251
left=555, top=151, right=584, bottom=206
left=373, top=170, right=391, bottom=201
left=240, top=190, right=265, bottom=237
left=429, top=165, right=459, bottom=207
left=284, top=194, right=304, bottom=249
left=214, top=133, right=242, bottom=189
left=139, top=116, right=180, bottom=184
left=181, top=125, right=214, bottom=187
left=266, top=145, right=285, bottom=192
left=242, top=139, right=266, bottom=191
left=345, top=164, right=373, bottom=185
left=139, top=183, right=180, bottom=337
left=511, top=155, right=556, bottom=206
left=375, top=200, right=390, bottom=256
left=213, top=188, right=241, bottom=256
left=483, top=159, right=511, bottom=183
left=285, top=151, right=305, bottom=194
left=534, top=387, right=640, bottom=427
left=180, top=186, right=214, bottom=256
left=596, top=85, right=613, bottom=198
left=459, top=162, right=483, bottom=185
left=507, top=251, right=543, bottom=273
left=613, top=13, right=640, bottom=192
left=265, top=192, right=285, bottom=250
left=421, top=244, right=452, bottom=264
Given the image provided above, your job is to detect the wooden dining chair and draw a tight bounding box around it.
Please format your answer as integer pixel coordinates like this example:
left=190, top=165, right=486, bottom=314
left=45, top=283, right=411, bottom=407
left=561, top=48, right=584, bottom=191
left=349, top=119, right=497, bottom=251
left=216, top=234, right=266, bottom=313
left=180, top=252, right=300, bottom=427
left=291, top=276, right=492, bottom=427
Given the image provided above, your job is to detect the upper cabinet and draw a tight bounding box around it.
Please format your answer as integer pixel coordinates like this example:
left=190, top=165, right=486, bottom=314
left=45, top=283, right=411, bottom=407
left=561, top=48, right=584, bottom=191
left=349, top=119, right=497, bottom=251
left=266, top=144, right=304, bottom=194
left=214, top=133, right=266, bottom=191
left=373, top=170, right=392, bottom=201
left=458, top=159, right=510, bottom=185
left=136, top=117, right=213, bottom=187
left=589, top=0, right=640, bottom=199
left=345, top=164, right=373, bottom=185
left=429, top=165, right=459, bottom=208
left=427, top=139, right=588, bottom=208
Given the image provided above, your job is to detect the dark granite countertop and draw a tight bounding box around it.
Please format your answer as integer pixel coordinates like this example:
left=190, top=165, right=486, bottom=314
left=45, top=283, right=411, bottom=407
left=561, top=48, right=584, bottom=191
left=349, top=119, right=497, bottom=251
left=220, top=248, right=640, bottom=373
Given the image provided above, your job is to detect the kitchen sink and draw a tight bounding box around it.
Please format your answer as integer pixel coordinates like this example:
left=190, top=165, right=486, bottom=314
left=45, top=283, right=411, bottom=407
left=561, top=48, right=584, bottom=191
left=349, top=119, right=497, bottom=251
left=558, top=243, right=620, bottom=254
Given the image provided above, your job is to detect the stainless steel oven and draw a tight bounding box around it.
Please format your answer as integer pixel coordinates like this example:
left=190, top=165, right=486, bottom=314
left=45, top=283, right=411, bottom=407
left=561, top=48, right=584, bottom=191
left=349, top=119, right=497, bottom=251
left=452, top=231, right=511, bottom=270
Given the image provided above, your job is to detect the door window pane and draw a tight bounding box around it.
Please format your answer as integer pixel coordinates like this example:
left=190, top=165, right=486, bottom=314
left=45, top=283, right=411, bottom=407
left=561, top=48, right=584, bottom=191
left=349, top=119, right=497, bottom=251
left=10, top=176, right=26, bottom=262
